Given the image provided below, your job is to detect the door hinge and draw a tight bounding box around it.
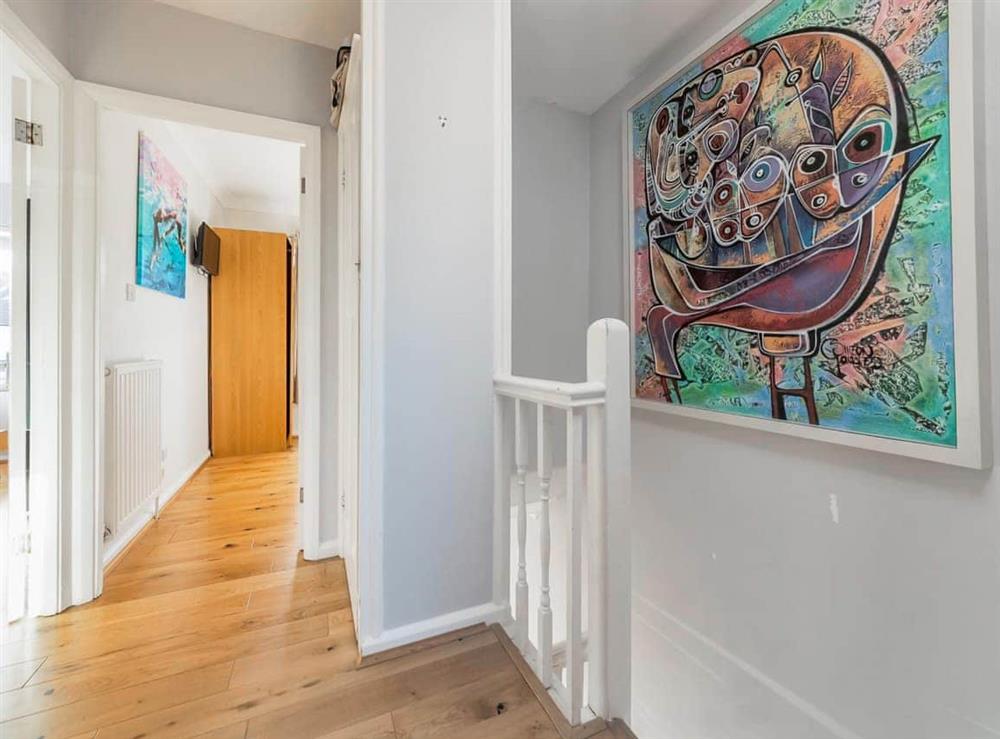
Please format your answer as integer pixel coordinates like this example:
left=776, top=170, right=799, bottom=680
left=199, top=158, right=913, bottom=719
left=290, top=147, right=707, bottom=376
left=299, top=487, right=305, bottom=504
left=14, top=118, right=43, bottom=146
left=300, top=177, right=306, bottom=194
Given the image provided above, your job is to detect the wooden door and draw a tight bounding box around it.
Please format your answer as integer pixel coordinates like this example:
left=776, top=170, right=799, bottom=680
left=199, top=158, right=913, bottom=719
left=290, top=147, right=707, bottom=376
left=210, top=229, right=288, bottom=456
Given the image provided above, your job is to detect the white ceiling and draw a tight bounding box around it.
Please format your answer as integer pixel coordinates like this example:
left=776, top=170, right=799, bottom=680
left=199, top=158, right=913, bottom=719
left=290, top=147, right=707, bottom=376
left=513, top=0, right=753, bottom=115
left=156, top=0, right=360, bottom=50
left=166, top=122, right=302, bottom=216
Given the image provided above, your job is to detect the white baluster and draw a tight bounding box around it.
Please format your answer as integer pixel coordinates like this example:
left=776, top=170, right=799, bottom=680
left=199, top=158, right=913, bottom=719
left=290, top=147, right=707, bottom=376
left=536, top=403, right=553, bottom=687
left=565, top=406, right=584, bottom=725
left=493, top=393, right=513, bottom=613
left=514, top=399, right=529, bottom=649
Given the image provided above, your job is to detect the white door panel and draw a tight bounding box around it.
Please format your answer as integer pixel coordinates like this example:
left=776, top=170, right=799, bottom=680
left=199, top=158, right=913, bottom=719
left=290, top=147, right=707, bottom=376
left=6, top=73, right=28, bottom=623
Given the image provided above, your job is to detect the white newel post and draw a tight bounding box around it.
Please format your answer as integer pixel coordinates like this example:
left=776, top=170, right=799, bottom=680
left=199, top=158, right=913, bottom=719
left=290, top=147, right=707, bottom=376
left=587, top=318, right=631, bottom=722
left=585, top=352, right=608, bottom=718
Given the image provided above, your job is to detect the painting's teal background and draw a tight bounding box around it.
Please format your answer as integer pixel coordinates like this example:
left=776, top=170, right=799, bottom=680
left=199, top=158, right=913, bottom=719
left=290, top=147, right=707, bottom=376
left=136, top=133, right=188, bottom=299
left=629, top=0, right=957, bottom=447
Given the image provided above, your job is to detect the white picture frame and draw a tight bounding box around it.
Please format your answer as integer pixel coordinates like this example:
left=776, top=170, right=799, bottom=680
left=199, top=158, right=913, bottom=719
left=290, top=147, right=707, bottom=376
left=621, top=0, right=991, bottom=469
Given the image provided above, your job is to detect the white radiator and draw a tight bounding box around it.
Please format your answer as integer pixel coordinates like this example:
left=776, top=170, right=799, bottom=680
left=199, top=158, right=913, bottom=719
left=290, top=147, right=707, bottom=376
left=105, top=360, right=164, bottom=546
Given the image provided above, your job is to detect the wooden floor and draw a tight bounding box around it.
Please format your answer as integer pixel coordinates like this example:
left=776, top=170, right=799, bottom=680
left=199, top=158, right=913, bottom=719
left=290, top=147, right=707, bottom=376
left=0, top=449, right=614, bottom=739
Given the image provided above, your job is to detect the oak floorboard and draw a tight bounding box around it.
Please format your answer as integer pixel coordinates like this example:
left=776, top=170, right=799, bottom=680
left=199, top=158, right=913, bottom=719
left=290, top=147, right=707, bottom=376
left=95, top=639, right=507, bottom=738
left=15, top=589, right=344, bottom=681
left=29, top=611, right=329, bottom=685
left=4, top=578, right=338, bottom=662
left=0, top=450, right=575, bottom=738
left=114, top=531, right=258, bottom=572
left=2, top=614, right=332, bottom=722
left=0, top=658, right=43, bottom=691
left=228, top=619, right=360, bottom=688
left=390, top=665, right=559, bottom=739
left=1, top=661, right=233, bottom=739
left=357, top=622, right=491, bottom=669
left=97, top=545, right=300, bottom=601
left=315, top=713, right=396, bottom=739
left=243, top=641, right=514, bottom=738
left=195, top=721, right=250, bottom=739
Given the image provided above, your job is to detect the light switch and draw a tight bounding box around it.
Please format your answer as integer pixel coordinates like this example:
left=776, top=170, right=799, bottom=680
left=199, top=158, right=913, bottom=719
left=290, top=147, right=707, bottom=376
left=126, top=283, right=136, bottom=302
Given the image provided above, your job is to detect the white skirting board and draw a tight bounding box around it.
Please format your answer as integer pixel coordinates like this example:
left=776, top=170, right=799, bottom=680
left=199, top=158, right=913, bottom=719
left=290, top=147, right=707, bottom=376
left=314, top=539, right=341, bottom=560
left=102, top=451, right=210, bottom=566
left=632, top=594, right=863, bottom=739
left=360, top=601, right=509, bottom=657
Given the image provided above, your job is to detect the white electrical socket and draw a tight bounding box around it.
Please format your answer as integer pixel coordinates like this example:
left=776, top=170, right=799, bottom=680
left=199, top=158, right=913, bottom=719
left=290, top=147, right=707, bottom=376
left=126, top=283, right=136, bottom=302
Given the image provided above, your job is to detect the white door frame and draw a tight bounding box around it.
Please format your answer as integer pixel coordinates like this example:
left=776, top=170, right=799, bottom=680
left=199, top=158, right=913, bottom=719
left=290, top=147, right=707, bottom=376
left=356, top=0, right=384, bottom=653
left=337, top=33, right=363, bottom=631
left=0, top=2, right=74, bottom=617
left=75, top=82, right=325, bottom=600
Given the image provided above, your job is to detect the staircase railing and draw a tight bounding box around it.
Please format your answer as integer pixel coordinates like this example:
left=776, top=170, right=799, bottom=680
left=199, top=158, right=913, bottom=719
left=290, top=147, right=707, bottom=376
left=493, top=318, right=630, bottom=725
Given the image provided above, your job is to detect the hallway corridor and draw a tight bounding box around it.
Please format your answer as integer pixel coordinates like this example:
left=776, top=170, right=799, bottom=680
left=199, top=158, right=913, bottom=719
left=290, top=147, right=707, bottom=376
left=0, top=450, right=586, bottom=738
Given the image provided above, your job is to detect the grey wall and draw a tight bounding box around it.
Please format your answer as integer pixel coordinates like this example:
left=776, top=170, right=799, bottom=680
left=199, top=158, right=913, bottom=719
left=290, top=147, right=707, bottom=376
left=587, top=6, right=1000, bottom=739
left=512, top=97, right=590, bottom=382
left=70, top=0, right=337, bottom=127
left=380, top=0, right=498, bottom=630
left=10, top=0, right=344, bottom=544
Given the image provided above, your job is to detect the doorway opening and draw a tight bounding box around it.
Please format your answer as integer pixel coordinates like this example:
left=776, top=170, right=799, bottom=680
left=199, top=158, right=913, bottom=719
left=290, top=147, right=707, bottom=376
left=79, top=84, right=323, bottom=599
left=97, top=113, right=304, bottom=572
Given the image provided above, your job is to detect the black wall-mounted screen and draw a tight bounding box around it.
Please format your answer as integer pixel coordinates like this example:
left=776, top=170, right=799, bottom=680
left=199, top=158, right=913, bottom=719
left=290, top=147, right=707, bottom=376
left=195, top=222, right=221, bottom=276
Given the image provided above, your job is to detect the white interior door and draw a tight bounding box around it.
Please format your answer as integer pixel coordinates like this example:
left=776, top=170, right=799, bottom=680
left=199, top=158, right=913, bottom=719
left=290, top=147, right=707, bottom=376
left=338, top=34, right=362, bottom=627
left=3, top=30, right=64, bottom=619
left=5, top=73, right=29, bottom=623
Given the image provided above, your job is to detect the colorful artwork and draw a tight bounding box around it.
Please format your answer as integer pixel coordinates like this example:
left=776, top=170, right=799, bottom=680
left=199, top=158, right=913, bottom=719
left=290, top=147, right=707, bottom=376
left=628, top=0, right=956, bottom=446
left=136, top=132, right=188, bottom=298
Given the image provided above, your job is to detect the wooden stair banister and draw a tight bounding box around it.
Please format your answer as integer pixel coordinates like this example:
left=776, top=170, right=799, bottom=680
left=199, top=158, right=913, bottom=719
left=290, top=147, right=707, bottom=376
left=493, top=318, right=631, bottom=727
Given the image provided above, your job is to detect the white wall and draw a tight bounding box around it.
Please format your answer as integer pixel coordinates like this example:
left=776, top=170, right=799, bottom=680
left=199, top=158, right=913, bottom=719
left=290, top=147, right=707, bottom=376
left=585, top=6, right=1000, bottom=739
left=8, top=0, right=344, bottom=545
left=220, top=208, right=299, bottom=236
left=512, top=97, right=590, bottom=382
left=99, top=110, right=220, bottom=508
left=377, top=0, right=499, bottom=632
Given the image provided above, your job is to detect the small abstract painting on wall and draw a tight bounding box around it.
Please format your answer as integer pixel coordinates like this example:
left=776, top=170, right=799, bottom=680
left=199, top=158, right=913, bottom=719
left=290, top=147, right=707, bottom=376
left=628, top=0, right=957, bottom=446
left=136, top=132, right=188, bottom=299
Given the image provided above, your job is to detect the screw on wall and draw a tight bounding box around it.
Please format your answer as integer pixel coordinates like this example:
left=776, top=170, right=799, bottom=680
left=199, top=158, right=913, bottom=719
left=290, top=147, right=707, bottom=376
left=438, top=115, right=448, bottom=128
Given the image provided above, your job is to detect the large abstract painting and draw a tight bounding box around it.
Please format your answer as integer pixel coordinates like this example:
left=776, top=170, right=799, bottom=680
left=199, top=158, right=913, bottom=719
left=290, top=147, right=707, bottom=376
left=136, top=132, right=188, bottom=299
left=627, top=0, right=961, bottom=448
